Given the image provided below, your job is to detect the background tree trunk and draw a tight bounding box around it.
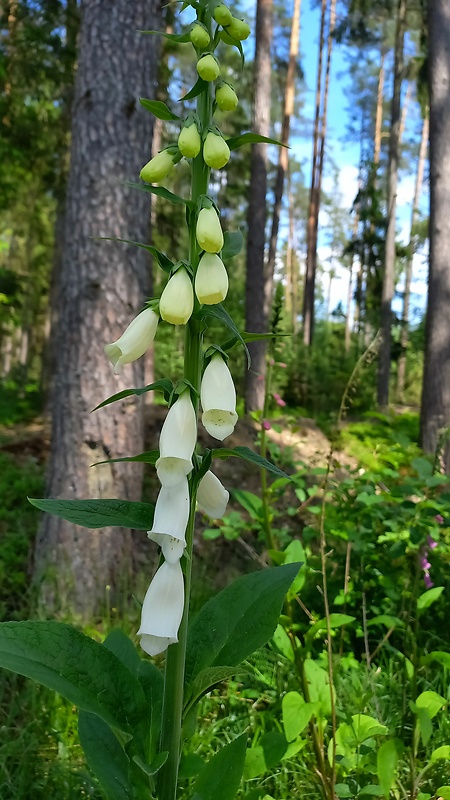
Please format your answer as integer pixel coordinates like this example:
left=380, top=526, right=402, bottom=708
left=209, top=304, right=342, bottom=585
left=33, top=0, right=161, bottom=617
left=244, top=0, right=273, bottom=411
left=420, top=0, right=450, bottom=460
left=376, top=0, right=406, bottom=407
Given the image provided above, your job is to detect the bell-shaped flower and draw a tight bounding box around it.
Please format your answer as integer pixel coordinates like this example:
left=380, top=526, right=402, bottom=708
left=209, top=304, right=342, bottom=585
left=104, top=308, right=159, bottom=373
left=197, top=470, right=229, bottom=518
left=138, top=560, right=184, bottom=656
left=160, top=267, right=194, bottom=326
left=196, top=54, right=220, bottom=82
left=203, top=132, right=230, bottom=170
left=195, top=253, right=228, bottom=305
left=178, top=122, right=201, bottom=159
left=156, top=390, right=197, bottom=487
left=140, top=149, right=177, bottom=183
left=190, top=22, right=210, bottom=49
left=200, top=353, right=238, bottom=440
left=216, top=83, right=238, bottom=112
left=213, top=3, right=233, bottom=26
left=196, top=207, right=224, bottom=253
left=148, top=478, right=189, bottom=563
left=226, top=17, right=251, bottom=40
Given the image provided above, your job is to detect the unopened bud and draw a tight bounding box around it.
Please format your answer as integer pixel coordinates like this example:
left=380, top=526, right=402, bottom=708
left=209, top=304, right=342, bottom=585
left=216, top=83, right=238, bottom=112
left=140, top=149, right=177, bottom=183
left=196, top=54, right=220, bottom=82
left=178, top=122, right=201, bottom=159
left=203, top=131, right=230, bottom=170
left=196, top=207, right=224, bottom=253
left=226, top=17, right=251, bottom=40
left=214, top=4, right=233, bottom=26
left=160, top=267, right=194, bottom=326
left=195, top=253, right=228, bottom=304
left=190, top=23, right=210, bottom=49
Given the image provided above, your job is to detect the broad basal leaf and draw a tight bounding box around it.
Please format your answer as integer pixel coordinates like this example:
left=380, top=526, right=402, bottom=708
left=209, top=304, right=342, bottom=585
left=28, top=498, right=154, bottom=530
left=192, top=734, right=247, bottom=800
left=78, top=711, right=134, bottom=800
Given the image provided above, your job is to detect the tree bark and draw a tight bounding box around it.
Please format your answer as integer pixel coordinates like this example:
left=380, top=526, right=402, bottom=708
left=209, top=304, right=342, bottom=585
left=33, top=0, right=161, bottom=617
left=397, top=114, right=428, bottom=399
left=373, top=53, right=385, bottom=169
left=420, top=0, right=450, bottom=459
left=376, top=0, right=406, bottom=407
left=265, top=0, right=301, bottom=315
left=244, top=0, right=273, bottom=411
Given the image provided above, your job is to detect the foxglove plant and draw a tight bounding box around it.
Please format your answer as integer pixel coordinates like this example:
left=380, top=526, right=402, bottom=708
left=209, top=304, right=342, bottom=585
left=0, top=3, right=299, bottom=799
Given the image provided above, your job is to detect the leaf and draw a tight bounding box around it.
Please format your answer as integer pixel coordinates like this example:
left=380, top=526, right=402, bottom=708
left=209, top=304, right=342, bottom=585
left=132, top=752, right=168, bottom=777
left=97, top=237, right=174, bottom=273
left=103, top=629, right=141, bottom=675
left=185, top=666, right=243, bottom=711
left=377, top=739, right=399, bottom=798
left=28, top=498, right=154, bottom=531
left=421, top=650, right=450, bottom=668
left=0, top=621, right=145, bottom=733
left=334, top=786, right=353, bottom=799
left=367, top=615, right=403, bottom=629
left=416, top=707, right=433, bottom=746
left=430, top=745, right=450, bottom=762
left=282, top=692, right=315, bottom=741
left=272, top=624, right=295, bottom=662
left=137, top=661, right=164, bottom=763
left=283, top=540, right=307, bottom=599
left=140, top=29, right=191, bottom=43
left=92, top=450, right=159, bottom=468
left=181, top=76, right=209, bottom=101
left=185, top=564, right=300, bottom=685
left=244, top=732, right=287, bottom=780
left=417, top=586, right=444, bottom=610
left=231, top=489, right=263, bottom=520
left=436, top=787, right=450, bottom=800
left=416, top=690, right=446, bottom=718
left=306, top=614, right=356, bottom=640
left=221, top=230, right=244, bottom=261
left=124, top=181, right=193, bottom=208
left=226, top=132, right=288, bottom=150
left=411, top=456, right=434, bottom=479
left=78, top=711, right=134, bottom=800
left=192, top=734, right=247, bottom=800
left=93, top=379, right=173, bottom=411
left=351, top=714, right=388, bottom=741
left=196, top=303, right=250, bottom=366
left=359, top=786, right=385, bottom=797
left=139, top=98, right=180, bottom=121
left=212, top=445, right=291, bottom=480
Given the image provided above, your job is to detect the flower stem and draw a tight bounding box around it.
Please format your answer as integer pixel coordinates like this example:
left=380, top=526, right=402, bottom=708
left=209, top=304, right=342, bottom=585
left=157, top=71, right=212, bottom=800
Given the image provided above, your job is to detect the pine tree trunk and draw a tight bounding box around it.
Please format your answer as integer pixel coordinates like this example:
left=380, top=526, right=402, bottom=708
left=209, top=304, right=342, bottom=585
left=397, top=114, right=429, bottom=399
left=373, top=53, right=385, bottom=169
left=420, top=0, right=450, bottom=459
left=265, top=0, right=301, bottom=314
left=33, top=0, right=161, bottom=617
left=376, top=0, right=406, bottom=407
left=244, top=0, right=273, bottom=411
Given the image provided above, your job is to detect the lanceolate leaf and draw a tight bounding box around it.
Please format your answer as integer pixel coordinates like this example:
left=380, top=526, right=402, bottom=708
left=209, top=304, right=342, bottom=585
left=28, top=498, right=154, bottom=530
left=124, top=181, right=194, bottom=208
left=139, top=98, right=180, bottom=121
left=92, top=450, right=159, bottom=468
left=191, top=734, right=247, bottom=800
left=212, top=445, right=291, bottom=480
left=97, top=237, right=174, bottom=273
left=226, top=132, right=288, bottom=151
left=185, top=564, right=301, bottom=685
left=180, top=76, right=208, bottom=102
left=78, top=711, right=134, bottom=800
left=139, top=29, right=191, bottom=43
left=0, top=621, right=145, bottom=733
left=93, top=379, right=173, bottom=411
left=221, top=230, right=243, bottom=261
left=184, top=666, right=244, bottom=712
left=196, top=304, right=250, bottom=367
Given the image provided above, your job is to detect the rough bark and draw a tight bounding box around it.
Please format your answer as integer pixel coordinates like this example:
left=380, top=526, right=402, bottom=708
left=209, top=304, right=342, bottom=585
left=33, top=0, right=160, bottom=617
left=397, top=114, right=429, bottom=399
left=373, top=54, right=385, bottom=169
left=244, top=0, right=273, bottom=411
left=376, top=0, right=406, bottom=407
left=265, top=0, right=301, bottom=315
left=420, top=0, right=450, bottom=458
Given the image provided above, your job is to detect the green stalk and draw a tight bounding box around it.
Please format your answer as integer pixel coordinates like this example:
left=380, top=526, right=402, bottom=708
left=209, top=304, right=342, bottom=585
left=260, top=358, right=275, bottom=552
left=157, top=68, right=212, bottom=800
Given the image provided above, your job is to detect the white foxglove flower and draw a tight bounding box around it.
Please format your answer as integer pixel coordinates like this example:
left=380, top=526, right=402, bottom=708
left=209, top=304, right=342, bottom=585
left=197, top=470, right=229, bottom=518
left=138, top=560, right=184, bottom=656
left=203, top=132, right=230, bottom=170
left=195, top=253, right=228, bottom=305
left=140, top=149, right=177, bottom=183
left=104, top=308, right=159, bottom=373
left=156, top=390, right=197, bottom=487
left=200, top=353, right=238, bottom=440
left=148, top=478, right=189, bottom=563
left=159, top=267, right=194, bottom=326
left=196, top=207, right=224, bottom=253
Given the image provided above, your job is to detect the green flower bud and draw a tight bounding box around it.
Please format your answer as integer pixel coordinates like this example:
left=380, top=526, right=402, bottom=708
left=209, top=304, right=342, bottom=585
left=160, top=267, right=194, bottom=326
left=189, top=22, right=210, bottom=49
left=195, top=253, right=228, bottom=304
left=140, top=149, right=176, bottom=183
left=196, top=207, right=224, bottom=253
left=178, top=123, right=201, bottom=159
left=215, top=82, right=238, bottom=112
left=197, top=54, right=220, bottom=82
left=213, top=3, right=233, bottom=26
left=203, top=131, right=230, bottom=170
left=226, top=17, right=251, bottom=40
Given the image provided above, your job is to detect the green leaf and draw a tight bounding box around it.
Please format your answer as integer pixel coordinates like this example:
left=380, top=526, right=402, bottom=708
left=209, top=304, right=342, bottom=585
left=28, top=498, right=154, bottom=530
left=192, top=734, right=246, bottom=800
left=140, top=28, right=191, bottom=43
left=104, top=629, right=142, bottom=675
left=93, top=379, right=173, bottom=411
left=181, top=76, right=209, bottom=101
left=196, top=303, right=250, bottom=366
left=282, top=692, right=315, bottom=741
left=0, top=621, right=145, bottom=733
left=416, top=707, right=433, bottom=746
left=430, top=745, right=450, bottom=762
left=377, top=739, right=399, bottom=798
left=411, top=456, right=434, bottom=479
left=306, top=614, right=356, bottom=640
left=244, top=732, right=287, bottom=780
left=92, top=450, right=159, bottom=468
left=97, top=237, right=174, bottom=273
left=367, top=615, right=403, bottom=629
left=139, top=98, right=180, bottom=121
left=124, top=181, right=193, bottom=208
left=226, top=132, right=288, bottom=150
left=78, top=711, right=134, bottom=800
left=334, top=786, right=353, bottom=799
left=359, top=786, right=384, bottom=797
left=137, top=660, right=164, bottom=764
left=185, top=666, right=243, bottom=711
left=421, top=650, right=450, bottom=668
left=212, top=445, right=290, bottom=480
left=417, top=586, right=444, bottom=610
left=272, top=624, right=295, bottom=662
left=231, top=489, right=263, bottom=520
left=416, top=690, right=446, bottom=718
left=351, top=714, right=388, bottom=741
left=436, top=788, right=450, bottom=800
left=132, top=751, right=168, bottom=777
left=221, top=230, right=243, bottom=261
left=185, top=564, right=300, bottom=685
